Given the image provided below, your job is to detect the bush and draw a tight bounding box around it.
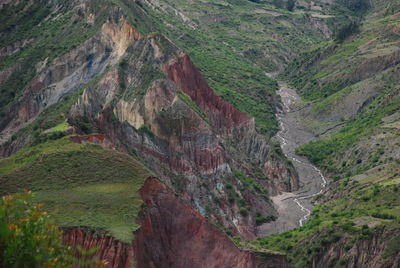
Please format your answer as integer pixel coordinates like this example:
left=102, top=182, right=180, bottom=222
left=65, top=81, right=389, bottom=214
left=0, top=192, right=104, bottom=267
left=287, top=0, right=295, bottom=11
left=256, top=212, right=277, bottom=225
left=0, top=191, right=72, bottom=266
left=335, top=21, right=361, bottom=42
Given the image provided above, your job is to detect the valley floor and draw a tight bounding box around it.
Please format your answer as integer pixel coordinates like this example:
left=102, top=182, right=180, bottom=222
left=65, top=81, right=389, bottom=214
left=258, top=83, right=327, bottom=236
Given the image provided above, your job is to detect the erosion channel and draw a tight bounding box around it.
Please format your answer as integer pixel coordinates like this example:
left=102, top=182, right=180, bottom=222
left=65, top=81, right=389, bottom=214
left=258, top=82, right=327, bottom=236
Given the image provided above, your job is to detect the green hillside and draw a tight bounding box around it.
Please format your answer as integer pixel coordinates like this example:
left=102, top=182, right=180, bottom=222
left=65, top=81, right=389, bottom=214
left=246, top=1, right=400, bottom=266
left=0, top=138, right=151, bottom=242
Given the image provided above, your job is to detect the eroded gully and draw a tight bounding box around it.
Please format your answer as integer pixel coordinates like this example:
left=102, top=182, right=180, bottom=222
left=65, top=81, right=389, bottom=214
left=257, top=82, right=327, bottom=236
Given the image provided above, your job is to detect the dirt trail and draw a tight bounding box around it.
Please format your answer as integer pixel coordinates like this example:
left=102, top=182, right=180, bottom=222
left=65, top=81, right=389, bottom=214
left=257, top=82, right=327, bottom=236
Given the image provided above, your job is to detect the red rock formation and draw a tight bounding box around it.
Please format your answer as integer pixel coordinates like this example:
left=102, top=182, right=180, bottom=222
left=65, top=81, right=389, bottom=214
left=69, top=134, right=114, bottom=149
left=61, top=178, right=288, bottom=268
left=62, top=228, right=134, bottom=268
left=134, top=177, right=288, bottom=268
left=164, top=53, right=254, bottom=136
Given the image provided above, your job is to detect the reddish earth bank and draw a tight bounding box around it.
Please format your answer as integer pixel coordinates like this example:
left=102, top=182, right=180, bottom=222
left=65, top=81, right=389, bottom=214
left=63, top=228, right=134, bottom=268
left=63, top=178, right=288, bottom=268
left=69, top=134, right=115, bottom=149
left=164, top=53, right=254, bottom=136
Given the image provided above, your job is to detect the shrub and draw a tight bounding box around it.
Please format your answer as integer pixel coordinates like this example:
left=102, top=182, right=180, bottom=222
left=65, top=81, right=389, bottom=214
left=0, top=191, right=72, bottom=266
left=339, top=258, right=348, bottom=265
left=287, top=0, right=296, bottom=11
left=335, top=21, right=361, bottom=42
left=0, top=192, right=104, bottom=267
left=239, top=207, right=248, bottom=217
left=371, top=212, right=395, bottom=220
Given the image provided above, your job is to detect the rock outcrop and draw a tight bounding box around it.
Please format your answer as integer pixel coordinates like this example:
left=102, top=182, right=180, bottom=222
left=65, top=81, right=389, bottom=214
left=67, top=25, right=296, bottom=238
left=63, top=228, right=134, bottom=268
left=310, top=226, right=400, bottom=268
left=0, top=11, right=139, bottom=146
left=0, top=1, right=297, bottom=240
left=134, top=177, right=288, bottom=268
left=63, top=178, right=289, bottom=268
left=164, top=53, right=254, bottom=137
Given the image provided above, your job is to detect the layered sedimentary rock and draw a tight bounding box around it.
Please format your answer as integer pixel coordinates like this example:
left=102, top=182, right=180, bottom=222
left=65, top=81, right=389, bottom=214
left=310, top=227, right=400, bottom=268
left=66, top=22, right=297, bottom=238
left=135, top=177, right=288, bottom=268
left=62, top=178, right=289, bottom=268
left=0, top=3, right=297, bottom=239
left=63, top=228, right=134, bottom=268
left=164, top=53, right=254, bottom=136
left=0, top=10, right=139, bottom=145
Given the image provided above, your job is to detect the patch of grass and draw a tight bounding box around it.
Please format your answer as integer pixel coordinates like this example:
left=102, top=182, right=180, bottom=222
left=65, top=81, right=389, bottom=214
left=177, top=91, right=210, bottom=123
left=45, top=122, right=71, bottom=133
left=296, top=86, right=400, bottom=174
left=233, top=170, right=268, bottom=199
left=0, top=138, right=152, bottom=242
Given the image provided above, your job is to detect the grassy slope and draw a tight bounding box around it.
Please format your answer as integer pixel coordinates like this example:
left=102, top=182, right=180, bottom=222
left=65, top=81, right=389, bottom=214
left=0, top=138, right=152, bottom=242
left=0, top=0, right=114, bottom=116
left=297, top=85, right=400, bottom=176
left=284, top=2, right=400, bottom=101
left=247, top=2, right=400, bottom=266
left=129, top=0, right=343, bottom=136
left=292, top=2, right=400, bottom=177
left=248, top=181, right=400, bottom=267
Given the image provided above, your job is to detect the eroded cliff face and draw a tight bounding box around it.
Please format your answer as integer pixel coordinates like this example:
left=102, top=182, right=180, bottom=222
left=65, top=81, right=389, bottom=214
left=0, top=9, right=139, bottom=146
left=66, top=23, right=297, bottom=238
left=164, top=53, right=254, bottom=137
left=0, top=2, right=297, bottom=240
left=309, top=227, right=400, bottom=268
left=134, top=178, right=288, bottom=268
left=62, top=228, right=134, bottom=268
left=61, top=178, right=288, bottom=268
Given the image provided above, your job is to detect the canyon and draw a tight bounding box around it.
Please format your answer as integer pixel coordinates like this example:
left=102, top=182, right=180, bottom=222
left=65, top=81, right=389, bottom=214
left=0, top=0, right=399, bottom=267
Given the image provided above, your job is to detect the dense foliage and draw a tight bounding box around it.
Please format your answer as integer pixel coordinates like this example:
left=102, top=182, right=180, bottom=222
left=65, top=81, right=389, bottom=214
left=0, top=192, right=106, bottom=267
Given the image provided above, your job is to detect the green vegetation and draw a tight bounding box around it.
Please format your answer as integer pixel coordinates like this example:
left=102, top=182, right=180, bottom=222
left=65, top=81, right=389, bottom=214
left=296, top=86, right=400, bottom=175
left=0, top=191, right=105, bottom=267
left=0, top=191, right=72, bottom=267
left=177, top=91, right=210, bottom=123
left=284, top=1, right=400, bottom=101
left=335, top=21, right=361, bottom=42
left=233, top=170, right=268, bottom=199
left=130, top=0, right=342, bottom=136
left=45, top=122, right=71, bottom=133
left=287, top=0, right=296, bottom=12
left=247, top=182, right=400, bottom=267
left=256, top=211, right=277, bottom=225
left=0, top=0, right=109, bottom=112
left=0, top=138, right=152, bottom=242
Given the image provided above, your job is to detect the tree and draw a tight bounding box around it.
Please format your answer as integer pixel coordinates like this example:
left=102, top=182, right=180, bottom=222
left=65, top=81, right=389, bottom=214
left=287, top=0, right=296, bottom=11
left=335, top=21, right=360, bottom=42
left=273, top=0, right=283, bottom=9
left=341, top=0, right=370, bottom=12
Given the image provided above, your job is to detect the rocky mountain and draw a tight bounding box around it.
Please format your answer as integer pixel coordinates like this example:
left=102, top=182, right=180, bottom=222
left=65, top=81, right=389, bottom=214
left=0, top=0, right=399, bottom=267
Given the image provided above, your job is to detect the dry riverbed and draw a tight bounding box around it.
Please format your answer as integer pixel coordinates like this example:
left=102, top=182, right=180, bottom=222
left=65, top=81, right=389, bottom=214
left=257, top=82, right=327, bottom=236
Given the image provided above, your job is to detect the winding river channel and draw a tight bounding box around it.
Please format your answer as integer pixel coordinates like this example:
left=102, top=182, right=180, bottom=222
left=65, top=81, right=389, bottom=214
left=257, top=82, right=327, bottom=236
